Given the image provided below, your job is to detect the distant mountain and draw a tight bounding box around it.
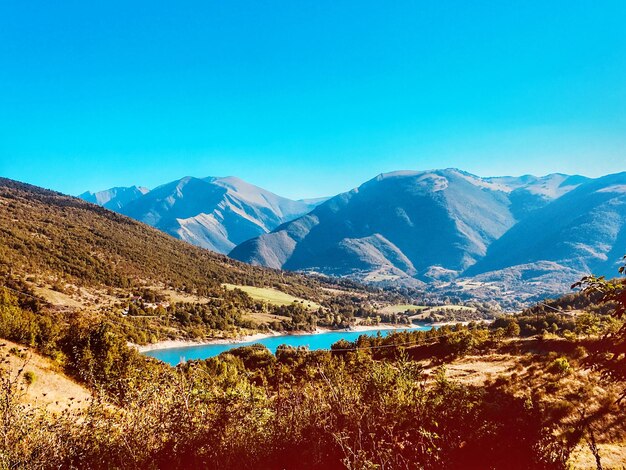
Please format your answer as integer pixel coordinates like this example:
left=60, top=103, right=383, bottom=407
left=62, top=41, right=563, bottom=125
left=91, top=176, right=321, bottom=254
left=79, top=185, right=149, bottom=211
left=230, top=169, right=586, bottom=286
left=485, top=174, right=590, bottom=219
left=466, top=172, right=626, bottom=280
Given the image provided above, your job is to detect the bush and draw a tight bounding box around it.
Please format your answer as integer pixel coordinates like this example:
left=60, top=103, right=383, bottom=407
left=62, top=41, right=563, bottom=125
left=548, top=357, right=571, bottom=375
left=23, top=371, right=35, bottom=385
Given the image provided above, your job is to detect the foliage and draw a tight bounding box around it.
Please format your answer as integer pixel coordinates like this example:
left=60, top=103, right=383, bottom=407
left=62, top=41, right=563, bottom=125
left=0, top=344, right=572, bottom=470
left=572, top=255, right=626, bottom=390
left=22, top=371, right=35, bottom=386
left=548, top=357, right=572, bottom=375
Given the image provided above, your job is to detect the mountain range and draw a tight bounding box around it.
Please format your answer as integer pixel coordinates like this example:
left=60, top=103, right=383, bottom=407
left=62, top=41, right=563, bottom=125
left=82, top=176, right=323, bottom=253
left=79, top=185, right=150, bottom=211
left=81, top=169, right=626, bottom=303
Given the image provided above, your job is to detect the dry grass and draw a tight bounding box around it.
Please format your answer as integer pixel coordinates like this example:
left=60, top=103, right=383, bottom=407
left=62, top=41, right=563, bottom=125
left=570, top=443, right=626, bottom=469
left=440, top=354, right=521, bottom=386
left=0, top=340, right=91, bottom=413
left=241, top=311, right=291, bottom=326
left=161, top=288, right=213, bottom=304
left=423, top=345, right=626, bottom=469
left=31, top=285, right=84, bottom=309
left=28, top=277, right=124, bottom=313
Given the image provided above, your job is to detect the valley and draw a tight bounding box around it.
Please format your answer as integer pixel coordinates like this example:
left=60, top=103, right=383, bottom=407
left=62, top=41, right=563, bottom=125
left=3, top=2, right=625, bottom=467
left=0, top=178, right=492, bottom=346
left=2, top=176, right=626, bottom=469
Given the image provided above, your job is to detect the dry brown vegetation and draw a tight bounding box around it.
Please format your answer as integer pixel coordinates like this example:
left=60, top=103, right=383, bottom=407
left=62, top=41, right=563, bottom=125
left=413, top=338, right=626, bottom=469
left=0, top=340, right=91, bottom=413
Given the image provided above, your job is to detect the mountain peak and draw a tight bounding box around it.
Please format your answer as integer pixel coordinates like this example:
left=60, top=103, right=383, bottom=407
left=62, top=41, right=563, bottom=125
left=79, top=185, right=149, bottom=211
left=84, top=175, right=326, bottom=255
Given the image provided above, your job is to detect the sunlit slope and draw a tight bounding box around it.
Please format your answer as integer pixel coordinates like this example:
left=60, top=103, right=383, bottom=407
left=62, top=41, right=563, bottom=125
left=117, top=176, right=320, bottom=253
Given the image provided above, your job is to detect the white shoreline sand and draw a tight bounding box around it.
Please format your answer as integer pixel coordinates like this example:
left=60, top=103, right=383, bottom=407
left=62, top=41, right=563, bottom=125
left=133, top=323, right=430, bottom=353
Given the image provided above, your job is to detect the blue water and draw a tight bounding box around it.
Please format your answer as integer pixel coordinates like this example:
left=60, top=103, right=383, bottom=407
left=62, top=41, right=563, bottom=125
left=144, top=326, right=433, bottom=366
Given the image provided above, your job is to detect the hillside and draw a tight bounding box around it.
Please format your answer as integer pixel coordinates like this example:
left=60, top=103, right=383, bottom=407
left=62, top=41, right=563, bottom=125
left=1, top=177, right=276, bottom=293
left=0, top=339, right=91, bottom=413
left=485, top=173, right=589, bottom=219
left=466, top=172, right=626, bottom=281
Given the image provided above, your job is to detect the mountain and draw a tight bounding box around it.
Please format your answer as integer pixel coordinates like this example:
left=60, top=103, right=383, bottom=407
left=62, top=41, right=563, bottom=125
left=465, top=172, right=626, bottom=281
left=79, top=185, right=149, bottom=211
left=74, top=168, right=613, bottom=303
left=485, top=174, right=590, bottom=219
left=82, top=176, right=322, bottom=254
left=229, top=168, right=602, bottom=299
left=230, top=169, right=584, bottom=285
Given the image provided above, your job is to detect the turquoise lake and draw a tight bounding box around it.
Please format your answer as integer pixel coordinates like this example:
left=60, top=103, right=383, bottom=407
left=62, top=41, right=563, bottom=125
left=144, top=325, right=433, bottom=366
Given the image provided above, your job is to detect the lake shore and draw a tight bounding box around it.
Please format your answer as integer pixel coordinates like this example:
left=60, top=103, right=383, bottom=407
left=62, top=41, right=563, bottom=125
left=133, top=323, right=427, bottom=353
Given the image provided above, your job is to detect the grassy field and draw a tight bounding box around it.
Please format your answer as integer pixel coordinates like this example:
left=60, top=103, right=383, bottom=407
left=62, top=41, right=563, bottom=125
left=379, top=303, right=480, bottom=322
left=32, top=285, right=84, bottom=309
left=378, top=304, right=429, bottom=314
left=222, top=284, right=321, bottom=309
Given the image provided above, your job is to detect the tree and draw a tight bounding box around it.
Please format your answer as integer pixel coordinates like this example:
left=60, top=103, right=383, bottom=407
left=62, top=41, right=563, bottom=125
left=506, top=320, right=521, bottom=338
left=573, top=255, right=626, bottom=395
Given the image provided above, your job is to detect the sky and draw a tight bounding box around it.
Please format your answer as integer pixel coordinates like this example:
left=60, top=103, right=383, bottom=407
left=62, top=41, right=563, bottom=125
left=1, top=1, right=625, bottom=199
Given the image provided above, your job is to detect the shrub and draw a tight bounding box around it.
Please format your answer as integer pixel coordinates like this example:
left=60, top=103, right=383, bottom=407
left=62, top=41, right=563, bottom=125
left=23, top=371, right=35, bottom=385
left=548, top=357, right=571, bottom=375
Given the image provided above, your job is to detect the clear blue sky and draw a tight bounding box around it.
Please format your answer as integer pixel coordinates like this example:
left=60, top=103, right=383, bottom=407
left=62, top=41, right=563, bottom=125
left=1, top=1, right=625, bottom=199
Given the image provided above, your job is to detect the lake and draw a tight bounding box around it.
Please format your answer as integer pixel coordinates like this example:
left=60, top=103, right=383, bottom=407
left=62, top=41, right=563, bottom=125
left=144, top=325, right=434, bottom=366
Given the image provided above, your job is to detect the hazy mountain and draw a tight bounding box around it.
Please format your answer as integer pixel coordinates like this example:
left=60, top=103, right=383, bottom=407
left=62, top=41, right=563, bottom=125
left=485, top=174, right=590, bottom=219
left=79, top=186, right=149, bottom=211
left=466, top=172, right=626, bottom=280
left=78, top=169, right=612, bottom=301
left=115, top=176, right=322, bottom=254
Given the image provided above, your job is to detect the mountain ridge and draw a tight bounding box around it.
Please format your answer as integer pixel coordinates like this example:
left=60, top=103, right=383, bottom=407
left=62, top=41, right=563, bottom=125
left=80, top=176, right=323, bottom=254
left=77, top=168, right=619, bottom=303
left=230, top=169, right=585, bottom=277
left=79, top=185, right=150, bottom=211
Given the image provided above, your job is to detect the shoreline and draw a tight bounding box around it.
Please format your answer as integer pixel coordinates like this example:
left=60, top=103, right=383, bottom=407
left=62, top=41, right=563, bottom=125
left=133, top=323, right=429, bottom=353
